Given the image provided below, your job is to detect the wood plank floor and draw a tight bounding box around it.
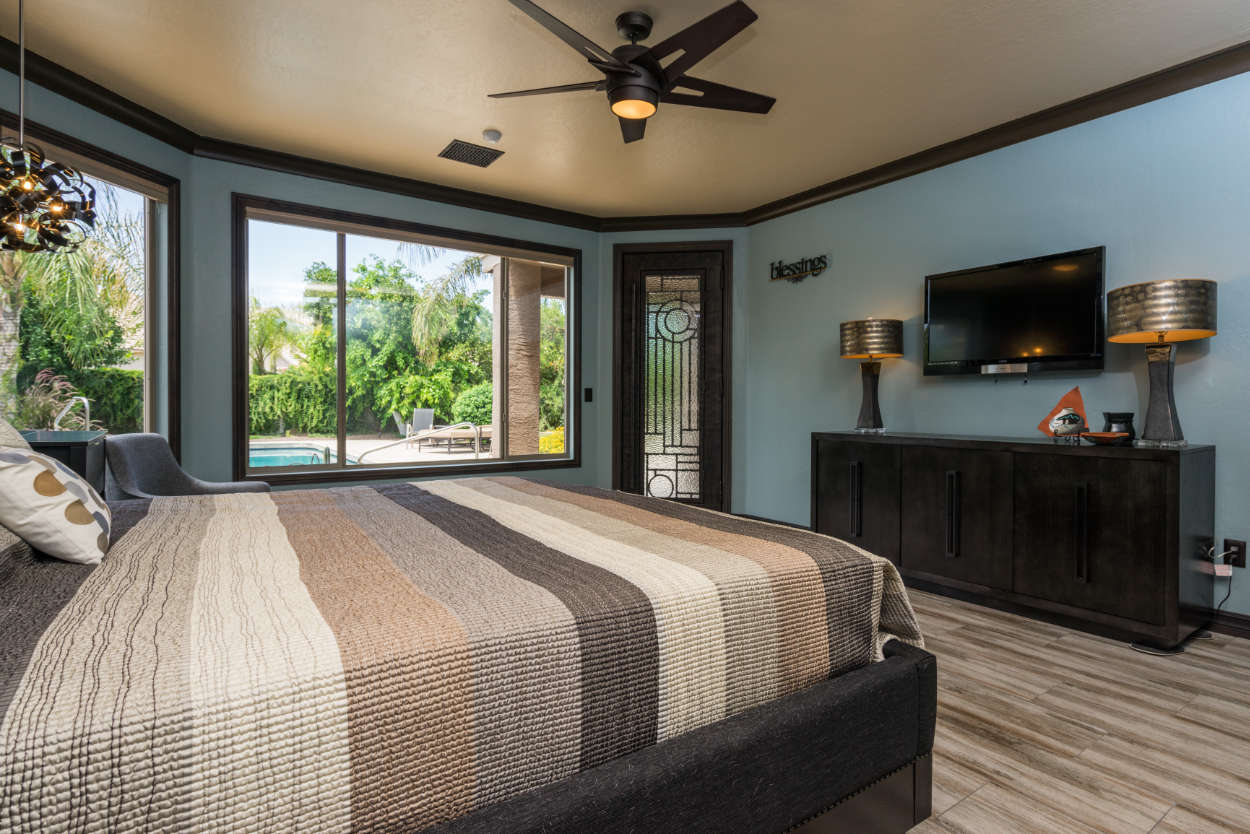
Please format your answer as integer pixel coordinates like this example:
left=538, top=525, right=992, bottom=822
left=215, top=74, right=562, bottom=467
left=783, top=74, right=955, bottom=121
left=905, top=590, right=1250, bottom=834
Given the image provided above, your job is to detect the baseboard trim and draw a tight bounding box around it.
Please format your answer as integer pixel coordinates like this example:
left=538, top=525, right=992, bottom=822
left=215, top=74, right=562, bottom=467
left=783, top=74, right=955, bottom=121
left=1209, top=609, right=1250, bottom=640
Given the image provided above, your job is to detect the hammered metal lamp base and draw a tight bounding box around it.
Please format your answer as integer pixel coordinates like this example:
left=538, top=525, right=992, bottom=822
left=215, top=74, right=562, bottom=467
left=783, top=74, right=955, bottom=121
left=856, top=361, right=885, bottom=432
left=1136, top=343, right=1187, bottom=448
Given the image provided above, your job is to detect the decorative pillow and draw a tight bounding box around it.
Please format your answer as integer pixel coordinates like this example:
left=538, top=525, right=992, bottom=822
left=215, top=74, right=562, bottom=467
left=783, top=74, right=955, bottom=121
left=0, top=448, right=111, bottom=565
left=0, top=414, right=31, bottom=450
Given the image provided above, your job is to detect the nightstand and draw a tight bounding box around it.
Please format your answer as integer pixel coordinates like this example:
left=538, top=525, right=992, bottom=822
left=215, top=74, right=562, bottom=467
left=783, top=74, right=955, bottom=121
left=20, top=430, right=107, bottom=495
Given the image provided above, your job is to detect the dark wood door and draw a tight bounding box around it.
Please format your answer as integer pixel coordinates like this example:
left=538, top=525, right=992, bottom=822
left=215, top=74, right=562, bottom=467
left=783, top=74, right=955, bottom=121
left=614, top=243, right=731, bottom=511
left=812, top=439, right=901, bottom=564
left=900, top=447, right=1012, bottom=589
left=1013, top=454, right=1168, bottom=624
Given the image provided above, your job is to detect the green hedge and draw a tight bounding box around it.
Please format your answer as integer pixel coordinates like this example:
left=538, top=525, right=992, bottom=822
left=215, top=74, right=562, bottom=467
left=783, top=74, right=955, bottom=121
left=67, top=368, right=144, bottom=434
left=249, top=372, right=339, bottom=436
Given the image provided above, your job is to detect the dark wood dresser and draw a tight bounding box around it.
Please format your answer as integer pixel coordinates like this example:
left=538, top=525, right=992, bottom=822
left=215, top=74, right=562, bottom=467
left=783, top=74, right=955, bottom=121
left=811, top=432, right=1215, bottom=650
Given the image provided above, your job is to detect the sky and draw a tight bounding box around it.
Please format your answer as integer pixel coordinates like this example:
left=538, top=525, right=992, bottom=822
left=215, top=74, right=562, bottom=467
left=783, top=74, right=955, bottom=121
left=88, top=174, right=146, bottom=221
left=248, top=220, right=491, bottom=310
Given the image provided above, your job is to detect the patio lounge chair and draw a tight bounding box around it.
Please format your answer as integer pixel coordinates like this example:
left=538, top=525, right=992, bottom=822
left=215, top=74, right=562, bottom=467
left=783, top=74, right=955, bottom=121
left=393, top=408, right=436, bottom=448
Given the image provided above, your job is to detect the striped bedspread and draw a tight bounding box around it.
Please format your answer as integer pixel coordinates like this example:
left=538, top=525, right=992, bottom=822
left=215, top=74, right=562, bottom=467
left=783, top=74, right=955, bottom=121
left=0, top=477, right=921, bottom=833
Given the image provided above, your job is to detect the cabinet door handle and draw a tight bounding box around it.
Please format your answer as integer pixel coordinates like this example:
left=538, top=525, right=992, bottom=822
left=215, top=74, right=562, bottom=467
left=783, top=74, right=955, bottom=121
left=848, top=460, right=863, bottom=538
left=1073, top=482, right=1089, bottom=583
left=945, top=470, right=961, bottom=558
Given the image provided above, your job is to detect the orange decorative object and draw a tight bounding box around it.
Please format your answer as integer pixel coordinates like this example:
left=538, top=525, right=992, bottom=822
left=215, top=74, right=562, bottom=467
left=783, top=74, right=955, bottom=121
left=1038, top=386, right=1088, bottom=437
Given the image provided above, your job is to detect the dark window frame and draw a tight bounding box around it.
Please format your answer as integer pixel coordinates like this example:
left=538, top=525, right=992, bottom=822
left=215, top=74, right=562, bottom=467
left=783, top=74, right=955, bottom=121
left=0, top=109, right=182, bottom=457
left=230, top=193, right=582, bottom=485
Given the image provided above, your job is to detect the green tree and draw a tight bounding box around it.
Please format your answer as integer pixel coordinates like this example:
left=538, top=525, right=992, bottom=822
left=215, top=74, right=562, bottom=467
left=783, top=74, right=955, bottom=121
left=0, top=254, right=21, bottom=417
left=539, top=299, right=566, bottom=430
left=300, top=261, right=339, bottom=378
left=410, top=255, right=485, bottom=363
left=18, top=289, right=126, bottom=388
left=294, top=255, right=493, bottom=429
left=1, top=181, right=145, bottom=417
left=248, top=299, right=293, bottom=374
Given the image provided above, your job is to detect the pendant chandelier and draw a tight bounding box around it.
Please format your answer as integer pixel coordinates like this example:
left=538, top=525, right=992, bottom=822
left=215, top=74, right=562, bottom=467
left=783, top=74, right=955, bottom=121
left=1, top=0, right=94, bottom=253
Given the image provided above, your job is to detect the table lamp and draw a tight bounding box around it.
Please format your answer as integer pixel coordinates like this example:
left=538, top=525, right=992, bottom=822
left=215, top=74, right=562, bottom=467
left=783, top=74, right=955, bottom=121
left=840, top=318, right=903, bottom=432
left=1106, top=279, right=1216, bottom=448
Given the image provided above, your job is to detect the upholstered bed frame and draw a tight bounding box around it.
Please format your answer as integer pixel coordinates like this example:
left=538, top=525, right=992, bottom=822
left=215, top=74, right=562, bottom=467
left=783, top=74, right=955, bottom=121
left=429, top=640, right=936, bottom=834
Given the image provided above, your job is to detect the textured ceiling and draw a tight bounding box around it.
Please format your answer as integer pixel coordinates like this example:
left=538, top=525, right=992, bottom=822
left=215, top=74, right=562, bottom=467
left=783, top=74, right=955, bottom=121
left=3, top=1, right=1249, bottom=216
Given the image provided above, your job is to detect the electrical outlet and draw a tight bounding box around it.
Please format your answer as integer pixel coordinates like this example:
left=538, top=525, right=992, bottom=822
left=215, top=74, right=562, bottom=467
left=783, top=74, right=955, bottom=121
left=1225, top=539, right=1246, bottom=568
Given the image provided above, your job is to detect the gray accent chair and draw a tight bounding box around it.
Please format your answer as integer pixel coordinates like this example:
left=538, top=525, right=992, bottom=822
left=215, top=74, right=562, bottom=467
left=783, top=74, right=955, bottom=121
left=104, top=433, right=270, bottom=501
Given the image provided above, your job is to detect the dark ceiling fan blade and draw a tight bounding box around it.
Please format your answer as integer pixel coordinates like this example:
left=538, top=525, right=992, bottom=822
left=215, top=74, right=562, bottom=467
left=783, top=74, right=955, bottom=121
left=508, top=0, right=634, bottom=73
left=619, top=117, right=647, bottom=143
left=662, top=76, right=774, bottom=113
left=649, top=1, right=758, bottom=89
left=490, top=80, right=606, bottom=98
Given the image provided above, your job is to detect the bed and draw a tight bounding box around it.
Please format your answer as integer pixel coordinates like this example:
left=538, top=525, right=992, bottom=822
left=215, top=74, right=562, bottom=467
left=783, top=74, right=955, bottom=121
left=0, top=476, right=933, bottom=833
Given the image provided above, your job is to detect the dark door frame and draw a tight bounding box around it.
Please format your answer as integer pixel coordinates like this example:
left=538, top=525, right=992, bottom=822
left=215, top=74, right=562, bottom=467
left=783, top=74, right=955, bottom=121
left=612, top=240, right=733, bottom=511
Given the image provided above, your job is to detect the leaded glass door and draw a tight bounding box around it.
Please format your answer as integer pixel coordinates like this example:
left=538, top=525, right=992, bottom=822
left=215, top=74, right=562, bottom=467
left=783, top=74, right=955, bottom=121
left=614, top=244, right=730, bottom=511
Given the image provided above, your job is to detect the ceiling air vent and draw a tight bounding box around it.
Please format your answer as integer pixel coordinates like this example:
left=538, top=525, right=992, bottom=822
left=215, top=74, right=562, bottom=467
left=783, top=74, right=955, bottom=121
left=438, top=139, right=504, bottom=168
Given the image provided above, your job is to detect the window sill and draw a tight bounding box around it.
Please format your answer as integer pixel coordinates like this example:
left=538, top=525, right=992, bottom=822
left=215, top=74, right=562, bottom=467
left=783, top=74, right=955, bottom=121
left=243, top=455, right=581, bottom=487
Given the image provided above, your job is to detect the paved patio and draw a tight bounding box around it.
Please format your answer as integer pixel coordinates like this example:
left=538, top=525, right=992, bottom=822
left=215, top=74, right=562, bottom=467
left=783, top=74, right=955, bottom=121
left=249, top=433, right=493, bottom=467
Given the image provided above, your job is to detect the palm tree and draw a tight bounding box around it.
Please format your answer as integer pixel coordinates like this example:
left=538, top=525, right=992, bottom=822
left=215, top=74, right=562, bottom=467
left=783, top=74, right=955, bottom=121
left=0, top=252, right=23, bottom=417
left=248, top=299, right=294, bottom=374
left=409, top=255, right=485, bottom=364
left=0, top=181, right=144, bottom=418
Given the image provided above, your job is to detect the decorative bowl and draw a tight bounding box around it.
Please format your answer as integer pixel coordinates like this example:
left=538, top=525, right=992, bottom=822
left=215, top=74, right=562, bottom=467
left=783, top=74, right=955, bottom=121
left=1081, top=431, right=1130, bottom=446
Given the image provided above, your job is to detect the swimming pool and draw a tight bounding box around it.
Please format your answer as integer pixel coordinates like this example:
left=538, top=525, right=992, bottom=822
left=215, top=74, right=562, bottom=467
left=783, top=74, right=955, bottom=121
left=248, top=444, right=338, bottom=468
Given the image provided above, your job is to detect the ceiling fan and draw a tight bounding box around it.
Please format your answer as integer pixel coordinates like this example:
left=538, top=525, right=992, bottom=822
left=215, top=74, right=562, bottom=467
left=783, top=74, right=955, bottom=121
left=490, top=0, right=775, bottom=143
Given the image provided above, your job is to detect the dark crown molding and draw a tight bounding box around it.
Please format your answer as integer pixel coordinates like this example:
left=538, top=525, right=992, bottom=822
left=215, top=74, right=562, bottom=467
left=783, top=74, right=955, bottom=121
left=3, top=35, right=1250, bottom=231
left=195, top=136, right=601, bottom=231
left=0, top=38, right=197, bottom=153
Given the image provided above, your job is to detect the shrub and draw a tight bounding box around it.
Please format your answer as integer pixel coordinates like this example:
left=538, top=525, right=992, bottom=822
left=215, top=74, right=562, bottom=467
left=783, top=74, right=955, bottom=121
left=539, top=382, right=565, bottom=432
left=539, top=427, right=565, bottom=455
left=373, top=369, right=460, bottom=428
left=249, top=372, right=338, bottom=436
left=451, top=382, right=492, bottom=426
left=14, top=370, right=102, bottom=431
left=68, top=368, right=144, bottom=433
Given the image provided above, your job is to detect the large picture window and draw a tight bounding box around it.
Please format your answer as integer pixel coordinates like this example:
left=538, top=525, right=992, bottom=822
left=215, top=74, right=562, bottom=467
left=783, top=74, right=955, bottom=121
left=0, top=137, right=176, bottom=445
left=233, top=195, right=579, bottom=482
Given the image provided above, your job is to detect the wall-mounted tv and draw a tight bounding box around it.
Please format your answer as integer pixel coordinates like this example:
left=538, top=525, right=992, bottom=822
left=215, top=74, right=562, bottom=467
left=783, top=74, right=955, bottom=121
left=923, top=246, right=1105, bottom=376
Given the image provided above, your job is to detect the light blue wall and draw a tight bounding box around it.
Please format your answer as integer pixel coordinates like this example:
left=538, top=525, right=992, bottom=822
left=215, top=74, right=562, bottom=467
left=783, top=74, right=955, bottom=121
left=744, top=73, right=1250, bottom=613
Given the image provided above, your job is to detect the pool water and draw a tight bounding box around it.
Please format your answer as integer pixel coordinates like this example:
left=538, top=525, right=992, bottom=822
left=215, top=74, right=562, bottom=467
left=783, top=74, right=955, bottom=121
left=248, top=445, right=337, bottom=468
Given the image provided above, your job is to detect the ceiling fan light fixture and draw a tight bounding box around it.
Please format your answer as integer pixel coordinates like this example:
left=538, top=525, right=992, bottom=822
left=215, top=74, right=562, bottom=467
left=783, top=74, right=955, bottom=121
left=493, top=1, right=773, bottom=143
left=609, top=85, right=658, bottom=120
left=611, top=98, right=657, bottom=120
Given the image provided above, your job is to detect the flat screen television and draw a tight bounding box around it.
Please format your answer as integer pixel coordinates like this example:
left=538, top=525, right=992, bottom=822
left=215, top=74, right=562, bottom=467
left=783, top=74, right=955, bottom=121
left=923, top=246, right=1105, bottom=376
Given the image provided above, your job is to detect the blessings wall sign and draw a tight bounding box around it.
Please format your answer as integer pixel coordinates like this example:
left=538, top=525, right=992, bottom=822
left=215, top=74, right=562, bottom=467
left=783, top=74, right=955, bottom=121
left=769, top=254, right=829, bottom=283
